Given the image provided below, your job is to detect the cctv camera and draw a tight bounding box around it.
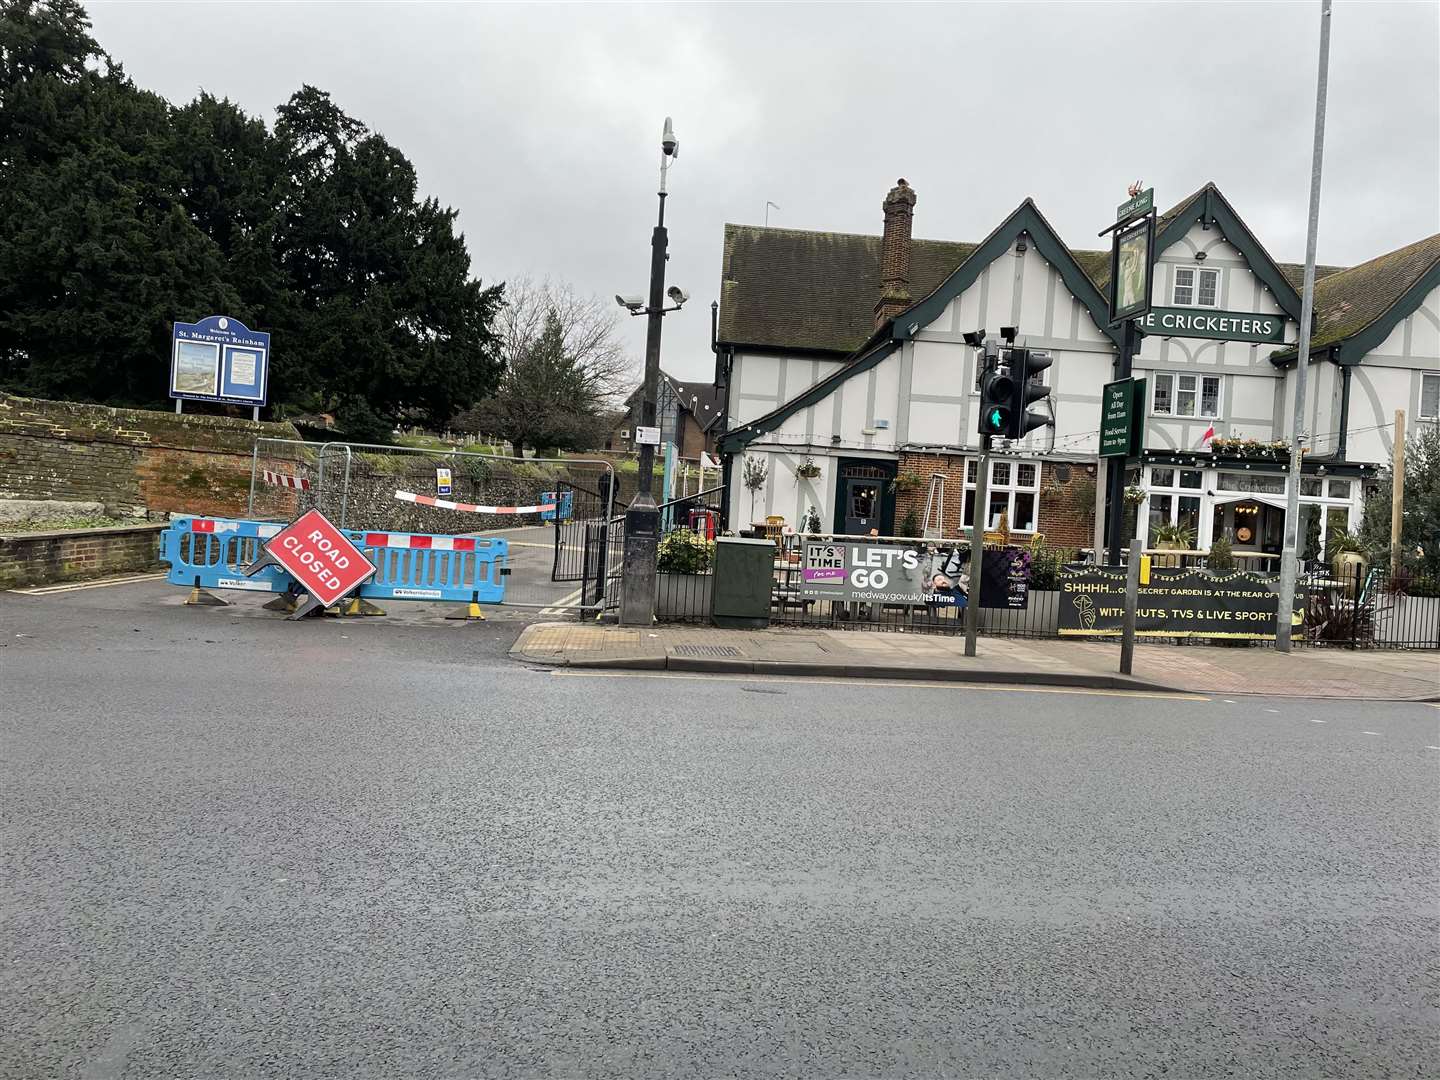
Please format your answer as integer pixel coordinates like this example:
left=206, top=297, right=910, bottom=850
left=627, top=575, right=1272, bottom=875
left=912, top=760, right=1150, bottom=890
left=666, top=286, right=689, bottom=305
left=661, top=117, right=679, bottom=159
left=615, top=294, right=644, bottom=311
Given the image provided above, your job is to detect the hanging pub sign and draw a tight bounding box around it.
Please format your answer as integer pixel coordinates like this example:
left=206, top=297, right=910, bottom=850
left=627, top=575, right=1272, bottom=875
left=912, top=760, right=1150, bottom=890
left=170, top=315, right=270, bottom=406
left=1109, top=215, right=1155, bottom=325
left=1058, top=566, right=1303, bottom=640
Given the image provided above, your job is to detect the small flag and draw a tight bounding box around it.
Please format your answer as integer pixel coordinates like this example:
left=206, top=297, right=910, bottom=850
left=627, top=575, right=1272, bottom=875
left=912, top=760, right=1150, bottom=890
left=1198, top=424, right=1216, bottom=448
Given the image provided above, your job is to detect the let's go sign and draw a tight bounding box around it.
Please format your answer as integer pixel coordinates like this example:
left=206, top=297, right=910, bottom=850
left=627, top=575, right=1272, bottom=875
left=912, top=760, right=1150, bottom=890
left=265, top=509, right=375, bottom=607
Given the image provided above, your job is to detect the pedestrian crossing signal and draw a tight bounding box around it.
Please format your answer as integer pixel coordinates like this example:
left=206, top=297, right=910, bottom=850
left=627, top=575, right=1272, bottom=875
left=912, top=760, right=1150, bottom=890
left=978, top=369, right=1013, bottom=437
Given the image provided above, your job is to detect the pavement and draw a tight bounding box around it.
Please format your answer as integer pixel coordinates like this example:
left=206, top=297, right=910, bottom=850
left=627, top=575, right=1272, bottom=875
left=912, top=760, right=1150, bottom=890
left=512, top=621, right=1440, bottom=700
left=3, top=576, right=1439, bottom=1078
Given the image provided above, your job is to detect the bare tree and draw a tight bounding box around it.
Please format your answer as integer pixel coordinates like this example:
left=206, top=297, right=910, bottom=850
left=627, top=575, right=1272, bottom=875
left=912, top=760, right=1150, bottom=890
left=496, top=277, right=636, bottom=405
left=455, top=277, right=638, bottom=451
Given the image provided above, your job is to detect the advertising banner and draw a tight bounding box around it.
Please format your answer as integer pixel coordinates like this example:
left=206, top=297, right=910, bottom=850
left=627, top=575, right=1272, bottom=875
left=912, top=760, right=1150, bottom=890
left=1058, top=567, right=1302, bottom=640
left=801, top=542, right=1028, bottom=609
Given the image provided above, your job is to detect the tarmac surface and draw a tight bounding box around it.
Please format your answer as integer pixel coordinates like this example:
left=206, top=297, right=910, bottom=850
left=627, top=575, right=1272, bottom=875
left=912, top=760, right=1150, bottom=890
left=3, top=578, right=1438, bottom=1078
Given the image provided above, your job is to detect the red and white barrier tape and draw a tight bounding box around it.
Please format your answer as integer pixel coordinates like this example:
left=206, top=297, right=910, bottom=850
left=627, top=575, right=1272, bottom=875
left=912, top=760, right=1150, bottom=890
left=262, top=469, right=311, bottom=490
left=395, top=490, right=556, bottom=515
left=362, top=532, right=487, bottom=551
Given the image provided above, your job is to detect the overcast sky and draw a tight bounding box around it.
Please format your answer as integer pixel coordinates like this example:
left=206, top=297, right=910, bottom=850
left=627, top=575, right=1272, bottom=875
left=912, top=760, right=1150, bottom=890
left=89, top=1, right=1440, bottom=382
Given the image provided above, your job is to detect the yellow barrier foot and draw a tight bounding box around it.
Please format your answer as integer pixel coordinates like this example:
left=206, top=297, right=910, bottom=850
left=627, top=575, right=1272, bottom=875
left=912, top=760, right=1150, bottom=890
left=445, top=600, right=486, bottom=621
left=341, top=597, right=387, bottom=617
left=263, top=592, right=300, bottom=614
left=185, top=583, right=228, bottom=606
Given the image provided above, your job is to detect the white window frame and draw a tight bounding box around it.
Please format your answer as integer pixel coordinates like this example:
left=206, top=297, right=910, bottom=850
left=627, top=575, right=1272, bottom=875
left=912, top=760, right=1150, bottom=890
left=1151, top=372, right=1222, bottom=418
left=1421, top=371, right=1440, bottom=420
left=1172, top=265, right=1219, bottom=308
left=1142, top=466, right=1205, bottom=545
left=962, top=458, right=1041, bottom=533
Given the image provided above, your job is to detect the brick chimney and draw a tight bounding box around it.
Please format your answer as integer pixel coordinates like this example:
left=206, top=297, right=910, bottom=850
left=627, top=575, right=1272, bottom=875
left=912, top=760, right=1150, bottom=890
left=874, top=178, right=917, bottom=328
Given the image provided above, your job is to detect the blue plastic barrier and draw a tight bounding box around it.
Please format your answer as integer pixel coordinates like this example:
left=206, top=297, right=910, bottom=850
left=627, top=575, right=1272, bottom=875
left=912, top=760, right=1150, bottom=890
left=539, top=490, right=574, bottom=522
left=162, top=517, right=508, bottom=604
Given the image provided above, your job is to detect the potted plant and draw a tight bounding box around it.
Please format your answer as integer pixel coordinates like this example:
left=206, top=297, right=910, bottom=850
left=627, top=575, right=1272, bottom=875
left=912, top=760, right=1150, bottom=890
left=1151, top=522, right=1195, bottom=567
left=796, top=457, right=822, bottom=480
left=655, top=527, right=716, bottom=618
left=1326, top=527, right=1368, bottom=596
left=1123, top=485, right=1147, bottom=508
left=803, top=505, right=823, bottom=535
left=742, top=456, right=768, bottom=524
left=1207, top=533, right=1236, bottom=573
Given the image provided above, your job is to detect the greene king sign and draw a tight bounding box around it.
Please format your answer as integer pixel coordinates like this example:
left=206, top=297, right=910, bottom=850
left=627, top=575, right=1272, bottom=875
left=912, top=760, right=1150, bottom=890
left=1136, top=307, right=1287, bottom=344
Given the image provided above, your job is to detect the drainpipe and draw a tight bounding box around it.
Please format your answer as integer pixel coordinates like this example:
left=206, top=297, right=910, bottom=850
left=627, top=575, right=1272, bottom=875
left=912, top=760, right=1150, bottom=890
left=1336, top=362, right=1351, bottom=462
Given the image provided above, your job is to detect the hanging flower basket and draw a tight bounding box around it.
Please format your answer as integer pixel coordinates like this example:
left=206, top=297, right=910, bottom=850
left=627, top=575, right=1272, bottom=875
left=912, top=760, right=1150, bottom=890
left=796, top=457, right=822, bottom=479
left=1123, top=485, right=1147, bottom=507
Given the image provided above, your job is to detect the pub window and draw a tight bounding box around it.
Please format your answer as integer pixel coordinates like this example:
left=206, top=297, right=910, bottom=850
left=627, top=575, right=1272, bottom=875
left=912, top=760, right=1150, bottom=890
left=1173, top=267, right=1194, bottom=306
left=1152, top=372, right=1221, bottom=418
left=1196, top=268, right=1219, bottom=306
left=1173, top=266, right=1219, bottom=307
left=962, top=457, right=1041, bottom=532
left=1422, top=372, right=1439, bottom=420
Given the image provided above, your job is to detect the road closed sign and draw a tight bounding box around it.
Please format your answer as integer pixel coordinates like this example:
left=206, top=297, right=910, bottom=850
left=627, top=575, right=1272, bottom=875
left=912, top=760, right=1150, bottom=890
left=264, top=509, right=375, bottom=608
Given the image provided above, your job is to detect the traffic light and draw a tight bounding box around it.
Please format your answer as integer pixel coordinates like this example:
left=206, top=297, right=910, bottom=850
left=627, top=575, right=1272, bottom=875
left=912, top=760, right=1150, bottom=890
left=977, top=366, right=1012, bottom=438
left=1006, top=347, right=1053, bottom=439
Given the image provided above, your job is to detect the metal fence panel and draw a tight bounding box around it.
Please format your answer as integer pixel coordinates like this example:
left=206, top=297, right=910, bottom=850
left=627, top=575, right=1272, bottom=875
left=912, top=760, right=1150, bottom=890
left=247, top=438, right=617, bottom=611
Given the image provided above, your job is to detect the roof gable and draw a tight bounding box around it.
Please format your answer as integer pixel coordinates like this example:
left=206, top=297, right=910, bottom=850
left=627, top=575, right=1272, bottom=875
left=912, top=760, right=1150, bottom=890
left=883, top=199, right=1120, bottom=348
left=1150, top=183, right=1304, bottom=319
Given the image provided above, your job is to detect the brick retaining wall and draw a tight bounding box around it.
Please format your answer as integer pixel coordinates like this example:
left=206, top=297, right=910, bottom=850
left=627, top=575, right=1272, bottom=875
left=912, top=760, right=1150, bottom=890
left=0, top=394, right=299, bottom=518
left=0, top=523, right=168, bottom=589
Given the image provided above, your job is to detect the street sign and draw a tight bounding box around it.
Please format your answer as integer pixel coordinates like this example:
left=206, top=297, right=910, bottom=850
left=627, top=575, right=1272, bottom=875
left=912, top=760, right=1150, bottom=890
left=1116, top=187, right=1154, bottom=223
left=1100, top=377, right=1146, bottom=458
left=634, top=425, right=660, bottom=446
left=436, top=467, right=452, bottom=496
left=170, top=315, right=270, bottom=406
left=263, top=509, right=375, bottom=609
left=1135, top=307, right=1287, bottom=344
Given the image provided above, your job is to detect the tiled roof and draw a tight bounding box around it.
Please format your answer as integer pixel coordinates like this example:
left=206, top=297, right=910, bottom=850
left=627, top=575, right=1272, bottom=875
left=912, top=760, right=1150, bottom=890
left=662, top=371, right=725, bottom=431
left=719, top=196, right=1430, bottom=363
left=719, top=225, right=976, bottom=355
left=1300, top=234, right=1440, bottom=353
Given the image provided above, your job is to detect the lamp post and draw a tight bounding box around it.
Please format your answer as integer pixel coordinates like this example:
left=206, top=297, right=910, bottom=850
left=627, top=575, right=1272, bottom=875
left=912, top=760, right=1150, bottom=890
left=618, top=117, right=686, bottom=626
left=1277, top=0, right=1332, bottom=651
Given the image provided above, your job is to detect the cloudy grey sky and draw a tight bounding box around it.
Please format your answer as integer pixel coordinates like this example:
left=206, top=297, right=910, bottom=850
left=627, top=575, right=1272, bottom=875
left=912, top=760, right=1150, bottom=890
left=89, top=1, right=1439, bottom=382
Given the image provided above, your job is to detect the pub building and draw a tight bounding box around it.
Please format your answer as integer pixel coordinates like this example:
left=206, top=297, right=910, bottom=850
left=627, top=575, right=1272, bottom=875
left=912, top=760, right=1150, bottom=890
left=713, top=180, right=1439, bottom=564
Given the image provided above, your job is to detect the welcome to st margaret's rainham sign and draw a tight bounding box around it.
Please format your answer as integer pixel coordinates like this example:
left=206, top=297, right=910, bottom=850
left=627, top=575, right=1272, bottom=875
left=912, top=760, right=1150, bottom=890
left=1136, top=308, right=1286, bottom=344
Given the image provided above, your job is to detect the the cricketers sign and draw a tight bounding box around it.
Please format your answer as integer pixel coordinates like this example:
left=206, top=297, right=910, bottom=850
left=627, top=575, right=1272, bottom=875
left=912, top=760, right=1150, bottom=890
left=262, top=509, right=375, bottom=609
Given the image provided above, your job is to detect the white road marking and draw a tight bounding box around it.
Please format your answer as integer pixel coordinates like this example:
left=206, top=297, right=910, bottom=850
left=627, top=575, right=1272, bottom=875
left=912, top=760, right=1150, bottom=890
left=10, top=572, right=166, bottom=595
left=1308, top=719, right=1327, bottom=723
left=1264, top=708, right=1280, bottom=714
left=1362, top=731, right=1381, bottom=736
left=551, top=669, right=1209, bottom=701
left=1223, top=699, right=1237, bottom=704
left=538, top=589, right=584, bottom=617
left=1427, top=746, right=1440, bottom=750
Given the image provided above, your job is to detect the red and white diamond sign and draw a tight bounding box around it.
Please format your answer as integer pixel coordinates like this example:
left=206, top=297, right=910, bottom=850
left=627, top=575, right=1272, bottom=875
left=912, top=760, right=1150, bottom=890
left=265, top=509, right=375, bottom=608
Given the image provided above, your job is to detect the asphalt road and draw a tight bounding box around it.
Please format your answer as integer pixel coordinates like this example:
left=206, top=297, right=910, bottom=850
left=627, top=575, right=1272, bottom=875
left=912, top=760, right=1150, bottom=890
left=3, top=579, right=1438, bottom=1079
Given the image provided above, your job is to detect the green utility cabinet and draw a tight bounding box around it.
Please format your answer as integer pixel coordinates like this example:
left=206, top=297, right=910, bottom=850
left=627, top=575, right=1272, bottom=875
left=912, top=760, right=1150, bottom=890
left=711, top=537, right=774, bottom=629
